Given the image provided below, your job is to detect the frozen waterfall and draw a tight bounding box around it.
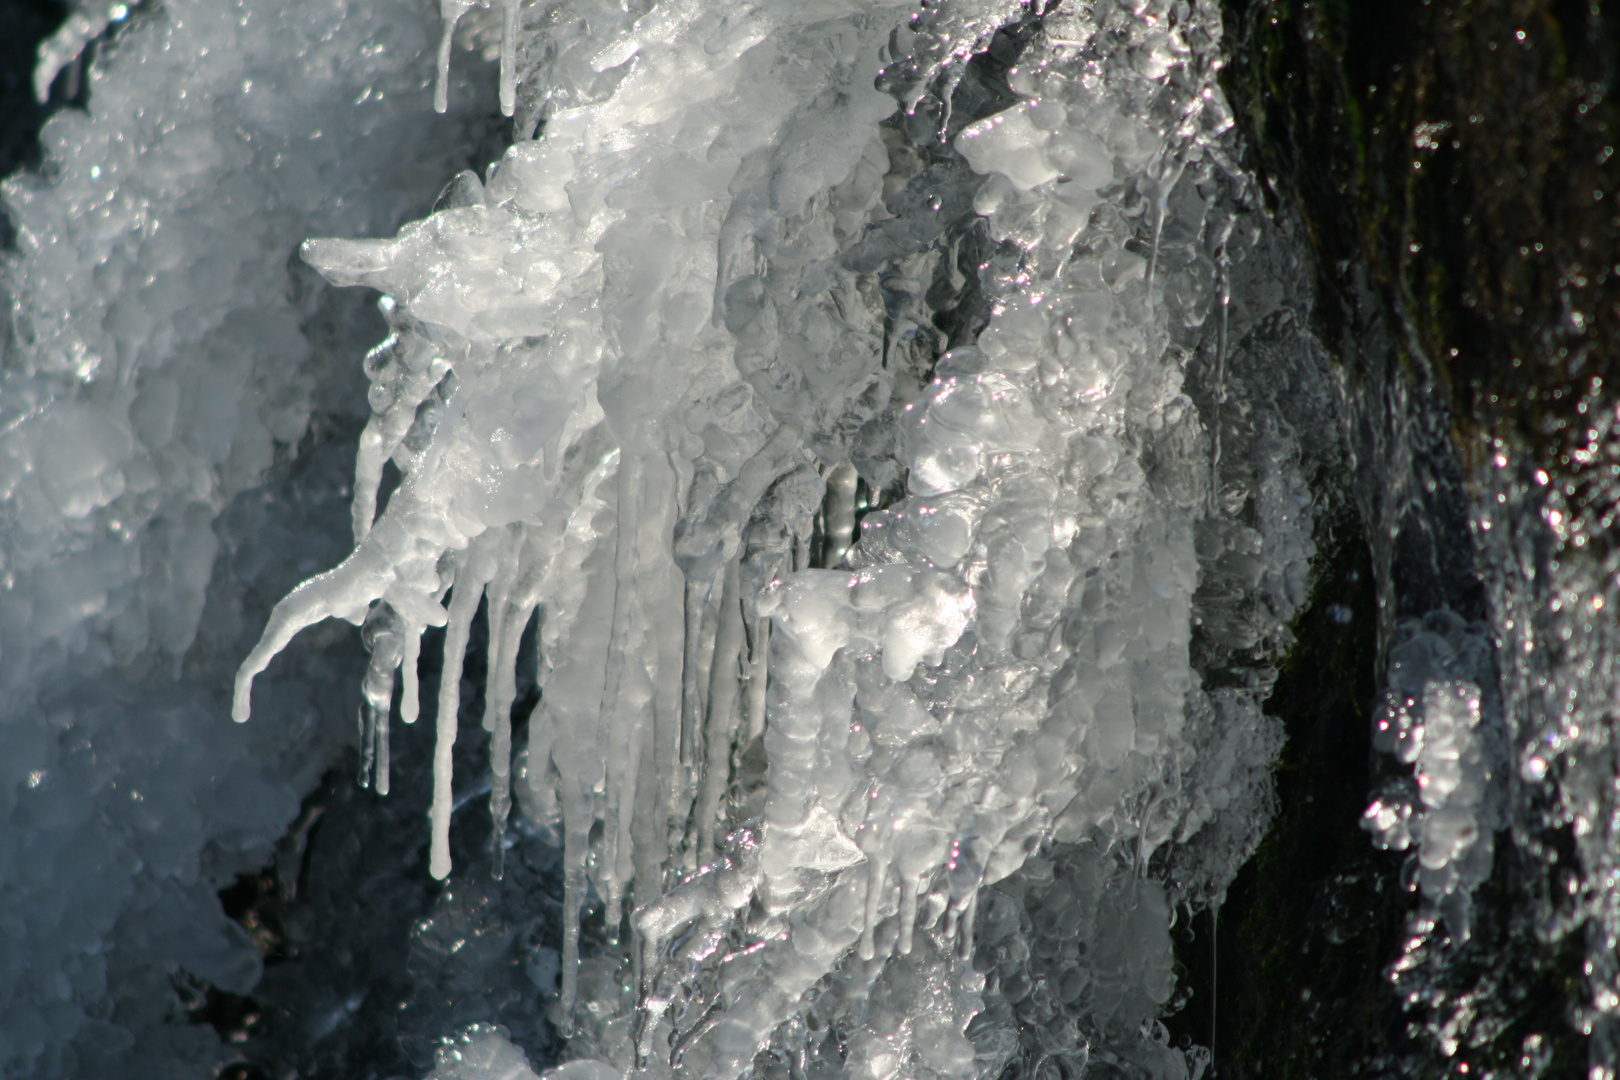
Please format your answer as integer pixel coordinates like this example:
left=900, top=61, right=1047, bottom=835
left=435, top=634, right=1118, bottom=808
left=5, top=0, right=1608, bottom=1078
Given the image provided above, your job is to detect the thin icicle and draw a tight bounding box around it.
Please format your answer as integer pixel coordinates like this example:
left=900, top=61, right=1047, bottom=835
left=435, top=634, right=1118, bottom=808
left=434, top=0, right=476, bottom=114
left=596, top=453, right=644, bottom=940
left=374, top=700, right=391, bottom=794
left=679, top=578, right=707, bottom=772
left=741, top=617, right=769, bottom=747
left=694, top=558, right=743, bottom=860
left=1208, top=214, right=1236, bottom=517
left=498, top=0, right=521, bottom=117
left=860, top=850, right=889, bottom=961
left=360, top=602, right=406, bottom=794
left=551, top=549, right=620, bottom=1031
left=485, top=542, right=540, bottom=881
left=557, top=779, right=592, bottom=1035
left=820, top=461, right=859, bottom=566
left=1143, top=157, right=1186, bottom=324
left=897, top=873, right=919, bottom=955
left=430, top=554, right=489, bottom=880
left=400, top=632, right=422, bottom=724
left=358, top=702, right=378, bottom=790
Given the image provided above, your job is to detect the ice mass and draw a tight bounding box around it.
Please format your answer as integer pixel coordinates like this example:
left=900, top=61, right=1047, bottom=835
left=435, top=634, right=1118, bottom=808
left=0, top=0, right=1616, bottom=1077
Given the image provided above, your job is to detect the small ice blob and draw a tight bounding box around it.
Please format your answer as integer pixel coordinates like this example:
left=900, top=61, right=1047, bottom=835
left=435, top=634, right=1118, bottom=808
left=426, top=1024, right=543, bottom=1080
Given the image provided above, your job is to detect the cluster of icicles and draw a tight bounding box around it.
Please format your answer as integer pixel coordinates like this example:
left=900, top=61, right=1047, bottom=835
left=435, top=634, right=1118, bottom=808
left=232, top=1, right=1290, bottom=1077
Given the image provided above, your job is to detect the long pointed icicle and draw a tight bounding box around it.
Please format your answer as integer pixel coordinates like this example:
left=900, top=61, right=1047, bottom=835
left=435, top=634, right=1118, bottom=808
left=555, top=539, right=620, bottom=1031
left=860, top=850, right=890, bottom=961
left=596, top=453, right=643, bottom=941
left=430, top=559, right=488, bottom=880
left=694, top=557, right=743, bottom=860
left=360, top=603, right=406, bottom=794
left=485, top=555, right=540, bottom=881
left=897, top=873, right=920, bottom=955
left=434, top=0, right=475, bottom=114
left=477, top=532, right=519, bottom=877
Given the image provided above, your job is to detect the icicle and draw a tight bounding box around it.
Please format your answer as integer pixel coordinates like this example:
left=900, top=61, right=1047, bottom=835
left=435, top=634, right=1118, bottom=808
left=352, top=339, right=399, bottom=545
left=957, top=889, right=978, bottom=960
left=518, top=445, right=621, bottom=1031
left=499, top=0, right=521, bottom=118
left=360, top=603, right=406, bottom=794
left=358, top=702, right=377, bottom=789
left=603, top=692, right=648, bottom=941
left=401, top=632, right=422, bottom=724
left=434, top=0, right=476, bottom=115
left=557, top=783, right=592, bottom=1035
left=897, top=872, right=920, bottom=955
left=679, top=578, right=707, bottom=773
left=373, top=699, right=391, bottom=794
left=821, top=461, right=859, bottom=566
left=553, top=560, right=620, bottom=1031
left=1143, top=157, right=1186, bottom=323
left=351, top=346, right=448, bottom=545
left=487, top=547, right=541, bottom=881
left=860, top=850, right=889, bottom=961
left=478, top=530, right=521, bottom=879
left=629, top=716, right=662, bottom=953
left=596, top=453, right=644, bottom=940
left=694, top=558, right=743, bottom=860
left=742, top=617, right=769, bottom=747
left=1208, top=214, right=1235, bottom=517
left=430, top=556, right=489, bottom=880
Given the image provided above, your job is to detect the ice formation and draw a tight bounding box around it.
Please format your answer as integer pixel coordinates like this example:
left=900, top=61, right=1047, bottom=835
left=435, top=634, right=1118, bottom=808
left=225, top=0, right=1322, bottom=1077
left=4, top=0, right=1337, bottom=1075
left=1362, top=611, right=1503, bottom=943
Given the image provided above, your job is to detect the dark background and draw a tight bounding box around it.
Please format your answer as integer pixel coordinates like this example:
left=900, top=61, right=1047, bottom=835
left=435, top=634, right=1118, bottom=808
left=0, top=1, right=68, bottom=194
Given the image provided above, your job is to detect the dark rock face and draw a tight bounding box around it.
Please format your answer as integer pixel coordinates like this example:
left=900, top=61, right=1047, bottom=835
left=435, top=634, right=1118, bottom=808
left=1222, top=0, right=1618, bottom=458
left=1209, top=0, right=1618, bottom=1076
